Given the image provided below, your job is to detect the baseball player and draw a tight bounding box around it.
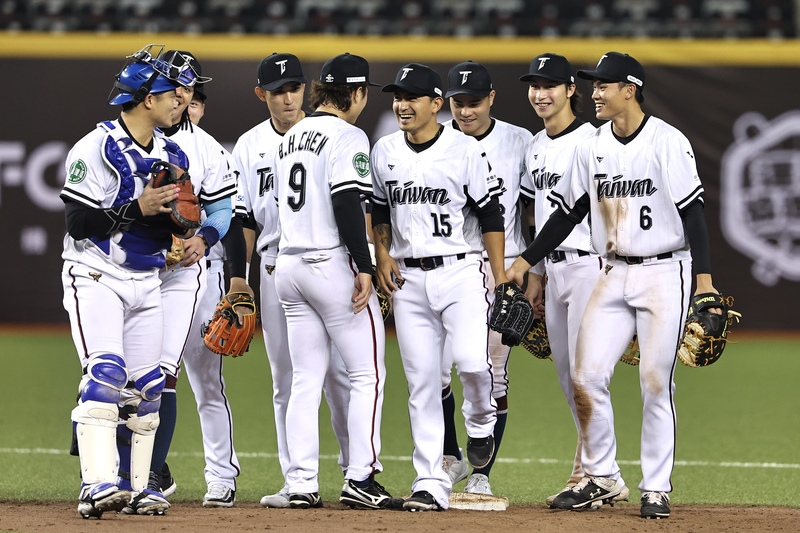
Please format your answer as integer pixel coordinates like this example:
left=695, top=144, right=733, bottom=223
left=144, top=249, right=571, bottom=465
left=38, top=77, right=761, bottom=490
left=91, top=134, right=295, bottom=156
left=232, top=53, right=352, bottom=508
left=519, top=53, right=630, bottom=507
left=60, top=44, right=191, bottom=518
left=143, top=50, right=240, bottom=511
left=506, top=52, right=722, bottom=519
left=272, top=52, right=397, bottom=510
left=438, top=60, right=532, bottom=496
left=371, top=63, right=506, bottom=511
left=187, top=83, right=205, bottom=125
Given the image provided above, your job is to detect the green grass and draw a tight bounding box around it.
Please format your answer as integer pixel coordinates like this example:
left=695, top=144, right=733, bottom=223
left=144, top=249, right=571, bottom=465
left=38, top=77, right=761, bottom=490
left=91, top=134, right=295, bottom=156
left=1, top=331, right=798, bottom=507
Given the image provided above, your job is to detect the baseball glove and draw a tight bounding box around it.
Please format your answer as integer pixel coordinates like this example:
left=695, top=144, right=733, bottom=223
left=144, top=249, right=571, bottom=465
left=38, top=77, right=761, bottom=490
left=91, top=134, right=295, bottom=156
left=150, top=161, right=200, bottom=231
left=677, top=293, right=742, bottom=368
left=201, top=292, right=258, bottom=357
left=620, top=334, right=640, bottom=366
left=489, top=282, right=535, bottom=347
left=375, top=284, right=391, bottom=321
left=519, top=318, right=552, bottom=360
left=165, top=235, right=184, bottom=270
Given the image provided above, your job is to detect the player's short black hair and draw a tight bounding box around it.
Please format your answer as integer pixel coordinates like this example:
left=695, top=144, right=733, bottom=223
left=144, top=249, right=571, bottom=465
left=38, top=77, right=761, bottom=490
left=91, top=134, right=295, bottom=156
left=618, top=81, right=645, bottom=104
left=309, top=80, right=366, bottom=112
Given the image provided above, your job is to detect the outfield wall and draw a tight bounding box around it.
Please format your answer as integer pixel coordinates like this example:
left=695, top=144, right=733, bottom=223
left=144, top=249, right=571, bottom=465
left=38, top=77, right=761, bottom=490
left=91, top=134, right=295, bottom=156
left=1, top=34, right=798, bottom=328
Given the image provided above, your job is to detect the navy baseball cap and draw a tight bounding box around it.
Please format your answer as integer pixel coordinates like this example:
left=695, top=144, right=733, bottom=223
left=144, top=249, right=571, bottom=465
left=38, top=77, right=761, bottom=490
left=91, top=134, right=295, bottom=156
left=258, top=53, right=306, bottom=90
left=445, top=61, right=492, bottom=99
left=520, top=53, right=574, bottom=84
left=383, top=63, right=443, bottom=99
left=319, top=53, right=381, bottom=86
left=577, top=52, right=645, bottom=89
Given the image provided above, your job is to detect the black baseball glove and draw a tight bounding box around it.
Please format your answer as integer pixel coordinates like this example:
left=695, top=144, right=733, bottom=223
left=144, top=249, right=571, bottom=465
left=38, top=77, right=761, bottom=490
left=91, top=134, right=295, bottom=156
left=677, top=293, right=742, bottom=367
left=489, top=282, right=535, bottom=347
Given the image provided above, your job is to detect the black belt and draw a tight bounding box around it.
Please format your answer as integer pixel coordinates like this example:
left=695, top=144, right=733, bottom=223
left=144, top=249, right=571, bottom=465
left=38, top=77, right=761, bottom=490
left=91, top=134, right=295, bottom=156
left=548, top=249, right=591, bottom=263
left=404, top=253, right=466, bottom=271
left=617, top=252, right=673, bottom=265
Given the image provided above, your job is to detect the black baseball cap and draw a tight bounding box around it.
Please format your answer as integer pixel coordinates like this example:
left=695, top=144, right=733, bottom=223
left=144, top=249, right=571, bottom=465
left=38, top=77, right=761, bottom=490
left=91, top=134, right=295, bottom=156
left=444, top=61, right=492, bottom=99
left=519, top=53, right=574, bottom=84
left=577, top=51, right=645, bottom=89
left=319, top=53, right=381, bottom=86
left=194, top=83, right=207, bottom=101
left=382, top=63, right=443, bottom=99
left=258, top=52, right=306, bottom=91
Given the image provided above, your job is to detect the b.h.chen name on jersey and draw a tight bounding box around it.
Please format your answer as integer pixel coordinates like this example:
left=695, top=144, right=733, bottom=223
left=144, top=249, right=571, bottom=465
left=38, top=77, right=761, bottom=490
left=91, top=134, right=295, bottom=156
left=386, top=180, right=451, bottom=207
left=278, top=130, right=329, bottom=159
left=594, top=173, right=657, bottom=200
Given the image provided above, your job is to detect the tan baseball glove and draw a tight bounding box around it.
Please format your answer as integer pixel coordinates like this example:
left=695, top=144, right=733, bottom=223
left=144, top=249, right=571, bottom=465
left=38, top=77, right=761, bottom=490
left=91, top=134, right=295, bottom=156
left=201, top=292, right=258, bottom=357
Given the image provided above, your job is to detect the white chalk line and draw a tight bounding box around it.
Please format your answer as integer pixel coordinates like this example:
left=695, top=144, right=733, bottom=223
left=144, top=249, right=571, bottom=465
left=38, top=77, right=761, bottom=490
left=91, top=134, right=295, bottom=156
left=1, top=448, right=798, bottom=470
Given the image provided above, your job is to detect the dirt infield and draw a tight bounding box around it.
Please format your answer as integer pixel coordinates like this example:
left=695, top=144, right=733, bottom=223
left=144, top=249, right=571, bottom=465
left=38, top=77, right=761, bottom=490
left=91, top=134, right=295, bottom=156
left=1, top=502, right=798, bottom=533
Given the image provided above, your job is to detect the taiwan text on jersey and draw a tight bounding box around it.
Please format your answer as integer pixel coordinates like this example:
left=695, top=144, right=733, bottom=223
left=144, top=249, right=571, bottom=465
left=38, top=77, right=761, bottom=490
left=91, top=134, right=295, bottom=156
left=522, top=121, right=596, bottom=254
left=233, top=119, right=285, bottom=257
left=549, top=116, right=703, bottom=258
left=371, top=126, right=501, bottom=259
left=274, top=115, right=372, bottom=253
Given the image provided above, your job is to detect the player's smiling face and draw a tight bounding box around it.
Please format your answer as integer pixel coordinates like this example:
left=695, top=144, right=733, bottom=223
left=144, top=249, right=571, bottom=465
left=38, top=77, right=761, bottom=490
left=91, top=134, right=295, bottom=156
left=262, top=82, right=305, bottom=131
left=171, top=85, right=194, bottom=125
left=393, top=90, right=441, bottom=137
left=591, top=80, right=629, bottom=120
left=449, top=92, right=493, bottom=137
left=151, top=90, right=180, bottom=128
left=528, top=78, right=570, bottom=120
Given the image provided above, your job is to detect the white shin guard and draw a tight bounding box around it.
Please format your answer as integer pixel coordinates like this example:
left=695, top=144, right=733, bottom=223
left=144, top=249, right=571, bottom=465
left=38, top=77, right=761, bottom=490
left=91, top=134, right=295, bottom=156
left=125, top=412, right=160, bottom=491
left=72, top=400, right=119, bottom=485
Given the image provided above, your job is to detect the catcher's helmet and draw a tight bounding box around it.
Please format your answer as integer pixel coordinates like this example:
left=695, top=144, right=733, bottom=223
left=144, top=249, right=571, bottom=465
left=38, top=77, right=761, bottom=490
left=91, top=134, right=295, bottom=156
left=109, top=60, right=181, bottom=105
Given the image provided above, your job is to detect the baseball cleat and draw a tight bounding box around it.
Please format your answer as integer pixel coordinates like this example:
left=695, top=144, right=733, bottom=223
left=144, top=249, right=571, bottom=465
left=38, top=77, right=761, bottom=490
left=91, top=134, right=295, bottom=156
left=442, top=448, right=469, bottom=485
left=402, top=490, right=443, bottom=512
left=339, top=476, right=404, bottom=510
left=550, top=476, right=624, bottom=510
left=159, top=462, right=177, bottom=498
left=203, top=482, right=236, bottom=508
left=464, top=473, right=492, bottom=495
left=548, top=483, right=629, bottom=508
left=466, top=435, right=494, bottom=469
left=77, top=483, right=131, bottom=519
left=122, top=471, right=170, bottom=516
left=260, top=485, right=291, bottom=508
left=288, top=492, right=323, bottom=509
left=640, top=491, right=670, bottom=519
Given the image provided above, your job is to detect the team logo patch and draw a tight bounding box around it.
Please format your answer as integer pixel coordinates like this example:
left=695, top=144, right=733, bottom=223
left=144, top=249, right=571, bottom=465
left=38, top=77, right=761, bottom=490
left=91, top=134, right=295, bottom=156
left=89, top=272, right=102, bottom=281
left=352, top=152, right=370, bottom=178
left=265, top=264, right=275, bottom=275
left=68, top=159, right=87, bottom=184
left=720, top=111, right=800, bottom=285
left=604, top=264, right=613, bottom=275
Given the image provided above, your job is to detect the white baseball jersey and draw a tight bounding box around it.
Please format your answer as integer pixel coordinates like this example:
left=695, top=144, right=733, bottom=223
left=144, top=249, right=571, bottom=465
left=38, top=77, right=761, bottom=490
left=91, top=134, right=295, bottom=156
left=275, top=114, right=372, bottom=254
left=522, top=120, right=597, bottom=254
left=371, top=126, right=501, bottom=258
left=61, top=120, right=185, bottom=279
left=447, top=119, right=532, bottom=258
left=235, top=120, right=283, bottom=260
left=550, top=116, right=703, bottom=258
left=233, top=119, right=283, bottom=259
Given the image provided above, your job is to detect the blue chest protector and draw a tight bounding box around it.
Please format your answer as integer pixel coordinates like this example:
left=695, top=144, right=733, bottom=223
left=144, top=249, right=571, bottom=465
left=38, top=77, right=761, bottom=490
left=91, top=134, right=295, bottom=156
left=90, top=121, right=190, bottom=271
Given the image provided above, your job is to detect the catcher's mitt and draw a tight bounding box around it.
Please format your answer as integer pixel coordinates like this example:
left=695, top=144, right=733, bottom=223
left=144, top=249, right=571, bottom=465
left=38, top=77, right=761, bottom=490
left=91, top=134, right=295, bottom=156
left=151, top=161, right=200, bottom=230
left=677, top=293, right=742, bottom=368
left=620, top=334, right=640, bottom=366
left=489, top=282, right=535, bottom=347
left=165, top=235, right=184, bottom=270
left=520, top=318, right=551, bottom=360
left=201, top=292, right=258, bottom=357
